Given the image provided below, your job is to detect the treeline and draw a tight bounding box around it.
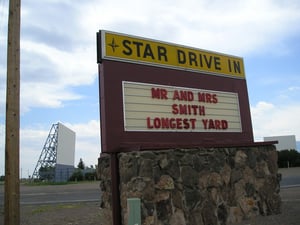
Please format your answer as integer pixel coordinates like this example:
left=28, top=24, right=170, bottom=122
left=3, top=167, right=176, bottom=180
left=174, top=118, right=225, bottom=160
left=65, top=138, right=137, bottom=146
left=278, top=149, right=300, bottom=168
left=36, top=158, right=98, bottom=182
left=68, top=158, right=98, bottom=181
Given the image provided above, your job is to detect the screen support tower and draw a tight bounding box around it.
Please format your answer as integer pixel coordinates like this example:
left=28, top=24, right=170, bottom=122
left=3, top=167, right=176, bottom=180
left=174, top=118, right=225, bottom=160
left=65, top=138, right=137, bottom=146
left=31, top=123, right=58, bottom=181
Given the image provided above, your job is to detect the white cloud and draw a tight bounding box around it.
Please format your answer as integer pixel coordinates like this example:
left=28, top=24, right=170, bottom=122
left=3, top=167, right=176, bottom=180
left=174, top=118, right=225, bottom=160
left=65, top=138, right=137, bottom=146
left=21, top=82, right=82, bottom=113
left=64, top=120, right=101, bottom=167
left=288, top=86, right=300, bottom=92
left=0, top=124, right=5, bottom=175
left=19, top=126, right=49, bottom=177
left=21, top=40, right=96, bottom=85
left=81, top=0, right=300, bottom=55
left=64, top=120, right=100, bottom=139
left=19, top=39, right=97, bottom=112
left=1, top=0, right=300, bottom=114
left=251, top=101, right=300, bottom=141
left=0, top=85, right=5, bottom=116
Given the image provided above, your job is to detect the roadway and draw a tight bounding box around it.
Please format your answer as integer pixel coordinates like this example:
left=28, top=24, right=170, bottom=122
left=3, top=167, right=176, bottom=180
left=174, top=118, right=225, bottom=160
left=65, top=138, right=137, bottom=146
left=0, top=168, right=299, bottom=206
left=279, top=167, right=300, bottom=187
left=0, top=181, right=100, bottom=205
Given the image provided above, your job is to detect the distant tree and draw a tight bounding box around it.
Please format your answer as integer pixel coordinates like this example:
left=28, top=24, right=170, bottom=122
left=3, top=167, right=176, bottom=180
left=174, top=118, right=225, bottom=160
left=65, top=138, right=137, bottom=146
left=278, top=149, right=300, bottom=168
left=69, top=158, right=99, bottom=182
left=77, top=158, right=85, bottom=170
left=0, top=175, right=4, bottom=181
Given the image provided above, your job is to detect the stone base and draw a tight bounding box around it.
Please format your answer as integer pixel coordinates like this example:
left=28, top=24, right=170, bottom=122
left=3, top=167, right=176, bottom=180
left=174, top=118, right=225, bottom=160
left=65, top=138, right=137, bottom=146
left=98, top=145, right=281, bottom=225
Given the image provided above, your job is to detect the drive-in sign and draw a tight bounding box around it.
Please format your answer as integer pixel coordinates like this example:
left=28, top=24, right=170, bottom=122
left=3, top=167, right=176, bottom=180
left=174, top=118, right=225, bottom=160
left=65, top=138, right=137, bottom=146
left=99, top=31, right=245, bottom=78
left=97, top=30, right=254, bottom=152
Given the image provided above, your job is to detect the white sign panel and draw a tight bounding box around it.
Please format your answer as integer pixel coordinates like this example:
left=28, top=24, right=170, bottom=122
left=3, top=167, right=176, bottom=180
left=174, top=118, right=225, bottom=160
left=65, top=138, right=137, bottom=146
left=123, top=81, right=242, bottom=132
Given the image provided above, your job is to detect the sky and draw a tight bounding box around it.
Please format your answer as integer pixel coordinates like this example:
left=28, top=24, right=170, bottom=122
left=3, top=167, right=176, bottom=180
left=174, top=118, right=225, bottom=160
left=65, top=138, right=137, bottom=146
left=0, top=0, right=300, bottom=177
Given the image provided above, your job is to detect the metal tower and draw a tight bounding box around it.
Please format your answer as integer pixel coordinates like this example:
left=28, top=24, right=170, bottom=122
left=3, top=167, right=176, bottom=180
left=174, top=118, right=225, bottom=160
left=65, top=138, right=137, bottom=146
left=31, top=123, right=59, bottom=180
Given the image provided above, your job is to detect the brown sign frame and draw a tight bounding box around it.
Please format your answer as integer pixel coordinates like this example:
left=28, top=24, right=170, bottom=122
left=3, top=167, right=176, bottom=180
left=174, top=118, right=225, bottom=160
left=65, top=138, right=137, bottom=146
left=97, top=31, right=254, bottom=153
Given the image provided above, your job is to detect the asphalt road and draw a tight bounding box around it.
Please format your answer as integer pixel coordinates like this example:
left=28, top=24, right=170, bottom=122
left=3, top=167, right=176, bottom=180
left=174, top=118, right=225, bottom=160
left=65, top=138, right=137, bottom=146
left=0, top=168, right=299, bottom=206
left=279, top=167, right=300, bottom=187
left=0, top=181, right=100, bottom=205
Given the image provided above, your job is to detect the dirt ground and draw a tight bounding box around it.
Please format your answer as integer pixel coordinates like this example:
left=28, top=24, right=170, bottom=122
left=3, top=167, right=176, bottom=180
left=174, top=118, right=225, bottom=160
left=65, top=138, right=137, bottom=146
left=0, top=202, right=109, bottom=225
left=235, top=202, right=300, bottom=225
left=0, top=198, right=299, bottom=225
left=235, top=186, right=300, bottom=225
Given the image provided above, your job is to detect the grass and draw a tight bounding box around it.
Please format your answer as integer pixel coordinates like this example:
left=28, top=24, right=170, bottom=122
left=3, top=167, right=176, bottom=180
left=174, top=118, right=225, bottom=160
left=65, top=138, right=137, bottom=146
left=31, top=203, right=83, bottom=215
left=25, top=181, right=71, bottom=186
left=23, top=180, right=98, bottom=186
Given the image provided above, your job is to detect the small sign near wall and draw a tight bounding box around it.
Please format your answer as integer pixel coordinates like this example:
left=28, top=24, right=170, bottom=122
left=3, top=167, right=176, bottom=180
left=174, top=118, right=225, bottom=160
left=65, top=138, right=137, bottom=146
left=127, top=198, right=141, bottom=225
left=97, top=30, right=254, bottom=152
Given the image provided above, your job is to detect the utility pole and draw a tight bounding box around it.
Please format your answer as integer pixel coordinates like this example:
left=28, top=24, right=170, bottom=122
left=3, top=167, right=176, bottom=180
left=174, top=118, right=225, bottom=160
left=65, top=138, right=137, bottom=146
left=4, top=0, right=21, bottom=224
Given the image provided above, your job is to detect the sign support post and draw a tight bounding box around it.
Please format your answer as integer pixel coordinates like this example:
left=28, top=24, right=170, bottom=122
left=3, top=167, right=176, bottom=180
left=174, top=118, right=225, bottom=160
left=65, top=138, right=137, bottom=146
left=111, top=153, right=121, bottom=225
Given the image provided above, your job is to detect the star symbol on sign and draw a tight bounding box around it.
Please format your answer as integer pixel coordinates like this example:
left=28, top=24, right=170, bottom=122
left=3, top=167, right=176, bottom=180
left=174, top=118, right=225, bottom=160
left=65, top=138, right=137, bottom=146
left=108, top=38, right=119, bottom=52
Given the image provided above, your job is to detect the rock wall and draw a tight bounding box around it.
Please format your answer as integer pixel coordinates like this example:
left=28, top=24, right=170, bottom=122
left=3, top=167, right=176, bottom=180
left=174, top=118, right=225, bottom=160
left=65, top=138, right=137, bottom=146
left=98, top=145, right=281, bottom=225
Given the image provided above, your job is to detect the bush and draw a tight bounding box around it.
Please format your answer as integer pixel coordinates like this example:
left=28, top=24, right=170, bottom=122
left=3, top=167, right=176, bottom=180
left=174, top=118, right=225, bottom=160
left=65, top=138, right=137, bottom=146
left=69, top=169, right=84, bottom=181
left=84, top=171, right=97, bottom=181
